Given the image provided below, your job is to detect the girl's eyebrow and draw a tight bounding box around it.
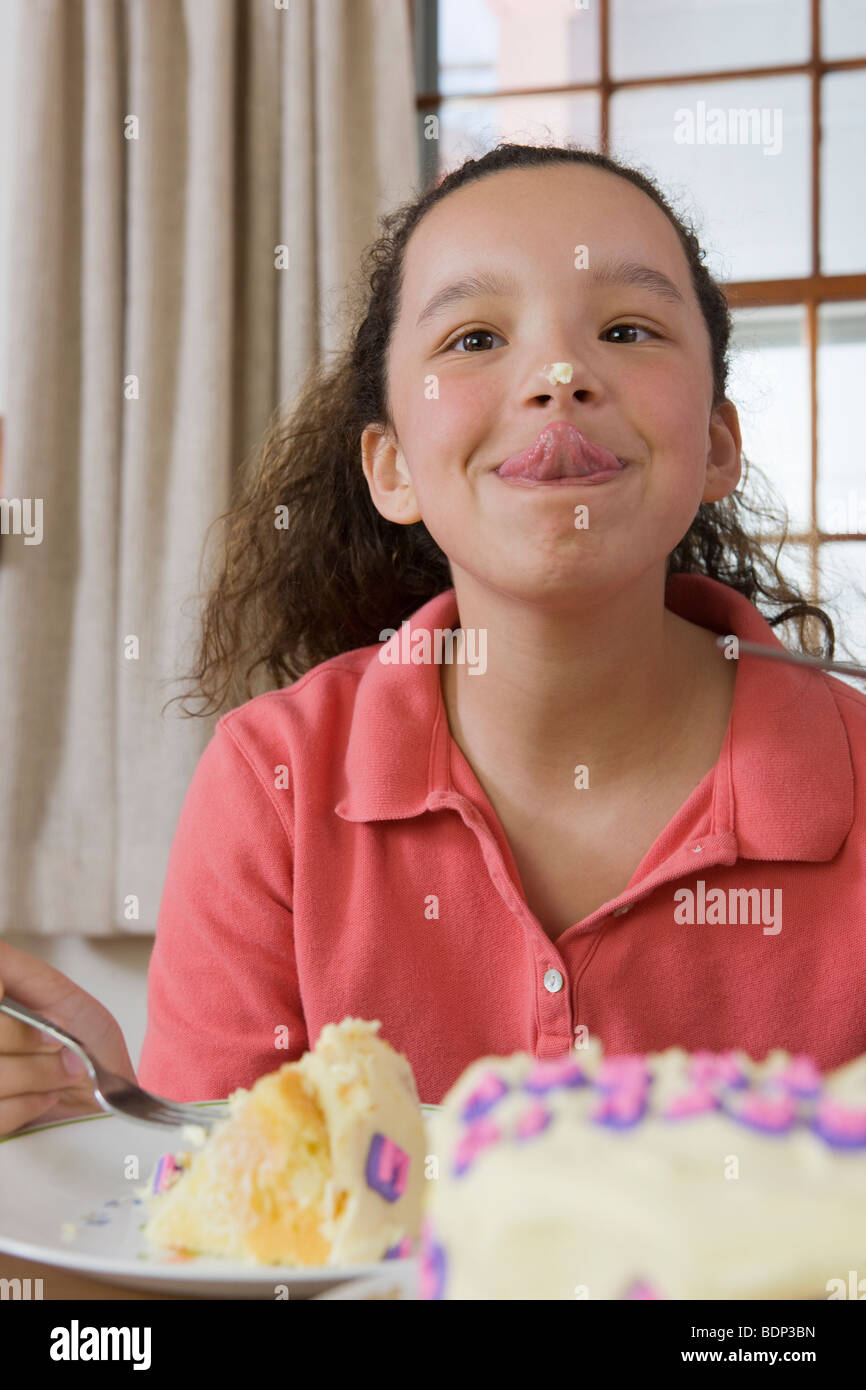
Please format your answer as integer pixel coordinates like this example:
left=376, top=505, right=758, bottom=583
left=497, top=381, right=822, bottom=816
left=415, top=270, right=522, bottom=328
left=415, top=257, right=685, bottom=329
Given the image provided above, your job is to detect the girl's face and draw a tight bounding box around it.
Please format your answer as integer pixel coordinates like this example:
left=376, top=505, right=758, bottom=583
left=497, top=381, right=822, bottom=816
left=362, top=162, right=742, bottom=604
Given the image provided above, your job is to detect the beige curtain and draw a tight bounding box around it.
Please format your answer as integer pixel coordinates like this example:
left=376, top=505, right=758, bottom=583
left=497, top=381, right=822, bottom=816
left=0, top=0, right=419, bottom=936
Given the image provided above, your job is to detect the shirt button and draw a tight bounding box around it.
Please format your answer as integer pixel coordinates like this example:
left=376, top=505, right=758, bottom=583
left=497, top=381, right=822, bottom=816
left=611, top=904, right=631, bottom=916
left=543, top=968, right=564, bottom=993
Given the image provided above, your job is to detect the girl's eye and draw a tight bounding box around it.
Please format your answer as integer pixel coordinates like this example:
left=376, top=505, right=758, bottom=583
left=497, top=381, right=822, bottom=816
left=603, top=323, right=658, bottom=344
left=442, top=322, right=659, bottom=352
left=444, top=328, right=507, bottom=352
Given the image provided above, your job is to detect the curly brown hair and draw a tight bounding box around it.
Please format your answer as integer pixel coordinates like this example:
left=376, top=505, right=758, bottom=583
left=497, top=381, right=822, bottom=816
left=168, top=141, right=837, bottom=719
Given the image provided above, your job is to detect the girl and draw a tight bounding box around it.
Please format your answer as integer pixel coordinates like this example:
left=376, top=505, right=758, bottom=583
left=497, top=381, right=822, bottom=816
left=2, top=142, right=865, bottom=1136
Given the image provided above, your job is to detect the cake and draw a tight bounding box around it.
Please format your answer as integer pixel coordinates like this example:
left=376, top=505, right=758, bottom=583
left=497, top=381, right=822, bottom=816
left=419, top=1040, right=866, bottom=1300
left=141, top=1018, right=426, bottom=1267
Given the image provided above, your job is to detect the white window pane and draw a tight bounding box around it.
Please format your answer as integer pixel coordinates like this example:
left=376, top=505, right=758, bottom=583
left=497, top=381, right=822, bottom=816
left=822, top=0, right=866, bottom=59
left=774, top=542, right=814, bottom=598
left=610, top=76, right=810, bottom=281
left=818, top=542, right=866, bottom=685
left=821, top=72, right=866, bottom=275
left=430, top=94, right=600, bottom=174
left=438, top=0, right=599, bottom=97
left=729, top=307, right=811, bottom=534
left=817, top=303, right=866, bottom=534
left=610, top=0, right=809, bottom=81
left=438, top=0, right=498, bottom=95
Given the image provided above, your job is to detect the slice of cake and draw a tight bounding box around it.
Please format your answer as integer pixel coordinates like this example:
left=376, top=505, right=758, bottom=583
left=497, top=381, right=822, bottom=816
left=141, top=1018, right=425, bottom=1267
left=419, top=1040, right=866, bottom=1300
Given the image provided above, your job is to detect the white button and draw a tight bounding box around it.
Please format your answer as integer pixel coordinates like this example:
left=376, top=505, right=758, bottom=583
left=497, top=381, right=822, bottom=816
left=543, top=968, right=564, bottom=993
left=693, top=844, right=703, bottom=853
left=611, top=905, right=631, bottom=917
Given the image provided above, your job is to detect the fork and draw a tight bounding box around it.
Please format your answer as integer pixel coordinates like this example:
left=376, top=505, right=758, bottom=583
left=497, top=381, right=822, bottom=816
left=714, top=635, right=866, bottom=680
left=0, top=995, right=225, bottom=1132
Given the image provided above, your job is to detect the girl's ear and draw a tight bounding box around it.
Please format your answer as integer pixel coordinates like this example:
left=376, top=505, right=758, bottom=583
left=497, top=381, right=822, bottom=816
left=702, top=398, right=743, bottom=504
left=360, top=423, right=423, bottom=525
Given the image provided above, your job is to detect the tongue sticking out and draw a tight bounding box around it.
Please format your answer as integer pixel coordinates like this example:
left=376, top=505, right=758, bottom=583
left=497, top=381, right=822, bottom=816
left=496, top=420, right=625, bottom=481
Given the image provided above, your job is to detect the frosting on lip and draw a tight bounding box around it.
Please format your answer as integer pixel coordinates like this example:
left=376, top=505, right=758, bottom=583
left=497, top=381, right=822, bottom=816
left=496, top=420, right=625, bottom=481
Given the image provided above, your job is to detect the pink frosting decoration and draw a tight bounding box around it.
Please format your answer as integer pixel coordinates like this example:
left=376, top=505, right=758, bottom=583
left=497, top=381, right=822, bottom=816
left=688, top=1050, right=747, bottom=1088
left=596, top=1055, right=650, bottom=1091
left=814, top=1096, right=866, bottom=1147
left=624, top=1279, right=664, bottom=1299
left=152, top=1154, right=180, bottom=1195
left=524, top=1055, right=589, bottom=1093
left=515, top=1101, right=552, bottom=1140
left=730, top=1090, right=797, bottom=1133
left=365, top=1133, right=411, bottom=1202
left=591, top=1086, right=647, bottom=1127
left=418, top=1215, right=447, bottom=1300
left=775, top=1055, right=823, bottom=1097
left=453, top=1115, right=502, bottom=1176
left=461, top=1070, right=509, bottom=1121
left=384, top=1235, right=414, bottom=1260
left=661, top=1085, right=719, bottom=1119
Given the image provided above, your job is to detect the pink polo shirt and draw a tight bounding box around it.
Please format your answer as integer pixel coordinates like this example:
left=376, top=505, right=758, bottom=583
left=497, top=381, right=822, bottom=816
left=137, top=574, right=866, bottom=1105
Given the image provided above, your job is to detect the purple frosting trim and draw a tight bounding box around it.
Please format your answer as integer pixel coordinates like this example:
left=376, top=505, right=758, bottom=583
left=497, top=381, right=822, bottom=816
left=811, top=1097, right=866, bottom=1149
left=453, top=1115, right=502, bottom=1177
left=384, top=1235, right=414, bottom=1260
left=523, top=1056, right=591, bottom=1095
left=591, top=1088, right=648, bottom=1129
left=418, top=1216, right=447, bottom=1300
left=364, top=1132, right=411, bottom=1202
left=725, top=1090, right=798, bottom=1135
left=460, top=1071, right=510, bottom=1122
left=446, top=1050, right=862, bottom=1161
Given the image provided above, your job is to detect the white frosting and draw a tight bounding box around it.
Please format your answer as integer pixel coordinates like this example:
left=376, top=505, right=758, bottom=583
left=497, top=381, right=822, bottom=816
left=541, top=362, right=573, bottom=385
left=296, top=1018, right=426, bottom=1264
left=180, top=1123, right=207, bottom=1148
left=425, top=1044, right=866, bottom=1300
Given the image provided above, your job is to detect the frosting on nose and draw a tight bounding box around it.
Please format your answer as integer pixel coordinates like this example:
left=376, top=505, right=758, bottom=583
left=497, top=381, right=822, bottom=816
left=541, top=362, right=573, bottom=385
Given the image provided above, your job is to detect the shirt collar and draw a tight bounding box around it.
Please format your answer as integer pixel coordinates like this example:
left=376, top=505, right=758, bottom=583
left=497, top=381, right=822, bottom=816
left=334, top=574, right=854, bottom=861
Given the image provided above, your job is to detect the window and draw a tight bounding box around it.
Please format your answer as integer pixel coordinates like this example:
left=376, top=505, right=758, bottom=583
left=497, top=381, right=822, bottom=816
left=413, top=0, right=866, bottom=668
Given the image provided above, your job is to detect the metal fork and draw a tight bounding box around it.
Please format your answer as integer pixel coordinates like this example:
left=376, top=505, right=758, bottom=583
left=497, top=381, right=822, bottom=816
left=0, top=995, right=225, bottom=1132
left=714, top=635, right=866, bottom=680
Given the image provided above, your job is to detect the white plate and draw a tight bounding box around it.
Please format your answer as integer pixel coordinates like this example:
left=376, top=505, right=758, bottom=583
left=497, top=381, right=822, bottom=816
left=0, top=1101, right=439, bottom=1298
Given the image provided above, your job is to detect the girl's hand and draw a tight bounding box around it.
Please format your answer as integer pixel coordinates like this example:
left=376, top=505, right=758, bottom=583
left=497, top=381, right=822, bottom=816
left=0, top=940, right=138, bottom=1137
